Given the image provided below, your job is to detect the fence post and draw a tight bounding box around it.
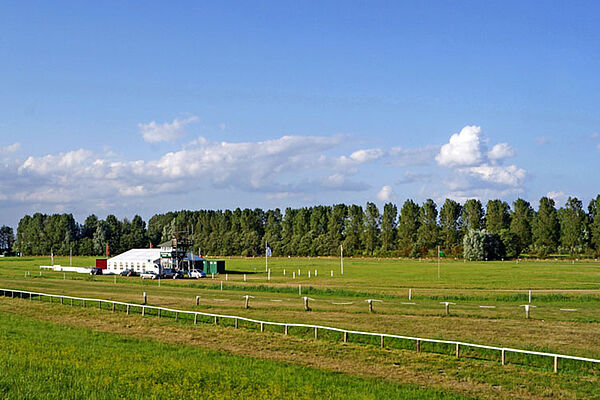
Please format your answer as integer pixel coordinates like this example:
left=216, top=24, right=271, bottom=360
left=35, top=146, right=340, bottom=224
left=285, top=324, right=288, bottom=335
left=416, top=340, right=421, bottom=352
left=70, top=298, right=73, bottom=306
left=142, top=306, right=145, bottom=316
left=60, top=297, right=63, bottom=305
left=343, top=331, right=348, bottom=343
left=143, top=292, right=147, bottom=305
left=456, top=343, right=460, bottom=358
left=235, top=318, right=238, bottom=329
left=83, top=300, right=86, bottom=308
left=260, top=322, right=264, bottom=332
left=501, top=349, right=506, bottom=365
left=175, top=312, right=178, bottom=321
left=314, top=327, right=318, bottom=340
left=214, top=316, right=218, bottom=325
left=112, top=303, right=115, bottom=312
left=158, top=309, right=161, bottom=318
left=126, top=305, right=130, bottom=314
left=380, top=335, right=384, bottom=348
left=554, top=356, right=558, bottom=373
left=194, top=313, right=197, bottom=324
left=196, top=296, right=200, bottom=306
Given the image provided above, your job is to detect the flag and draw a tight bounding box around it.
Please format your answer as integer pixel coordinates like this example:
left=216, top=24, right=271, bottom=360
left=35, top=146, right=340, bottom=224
left=106, top=243, right=110, bottom=257
left=149, top=242, right=153, bottom=248
left=438, top=250, right=446, bottom=257
left=266, top=246, right=272, bottom=257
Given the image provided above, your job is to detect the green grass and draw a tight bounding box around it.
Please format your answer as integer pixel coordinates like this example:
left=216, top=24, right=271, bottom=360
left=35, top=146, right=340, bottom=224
left=0, top=312, right=471, bottom=400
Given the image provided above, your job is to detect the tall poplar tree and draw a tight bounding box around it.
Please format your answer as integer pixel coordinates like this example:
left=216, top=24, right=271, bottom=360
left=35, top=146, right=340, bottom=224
left=439, top=198, right=462, bottom=252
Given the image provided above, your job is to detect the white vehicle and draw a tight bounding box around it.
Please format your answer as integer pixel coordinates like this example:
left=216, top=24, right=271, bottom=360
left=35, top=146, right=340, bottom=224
left=189, top=269, right=206, bottom=279
left=140, top=271, right=160, bottom=280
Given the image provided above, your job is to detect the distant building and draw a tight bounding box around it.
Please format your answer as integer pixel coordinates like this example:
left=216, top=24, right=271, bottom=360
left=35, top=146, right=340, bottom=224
left=105, top=246, right=206, bottom=275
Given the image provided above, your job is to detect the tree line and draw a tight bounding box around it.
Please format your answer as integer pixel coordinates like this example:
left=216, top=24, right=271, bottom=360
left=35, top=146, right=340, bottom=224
left=10, top=195, right=600, bottom=258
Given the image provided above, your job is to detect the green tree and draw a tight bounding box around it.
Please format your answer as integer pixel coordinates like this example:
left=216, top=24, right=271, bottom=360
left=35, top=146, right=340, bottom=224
left=380, top=203, right=398, bottom=253
left=588, top=195, right=600, bottom=254
left=417, top=199, right=438, bottom=253
left=397, top=200, right=420, bottom=257
left=364, top=202, right=381, bottom=255
left=439, top=199, right=462, bottom=253
left=343, top=205, right=364, bottom=256
left=532, top=197, right=560, bottom=256
left=558, top=197, right=587, bottom=255
left=461, top=199, right=484, bottom=234
left=0, top=225, right=15, bottom=252
left=509, top=198, right=534, bottom=255
left=485, top=200, right=510, bottom=234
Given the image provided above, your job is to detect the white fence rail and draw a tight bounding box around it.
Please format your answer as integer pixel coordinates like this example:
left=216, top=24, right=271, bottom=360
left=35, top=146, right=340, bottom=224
left=2, top=287, right=599, bottom=373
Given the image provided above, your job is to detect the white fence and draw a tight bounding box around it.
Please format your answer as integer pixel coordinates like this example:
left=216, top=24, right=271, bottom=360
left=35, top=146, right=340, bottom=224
left=2, top=287, right=599, bottom=373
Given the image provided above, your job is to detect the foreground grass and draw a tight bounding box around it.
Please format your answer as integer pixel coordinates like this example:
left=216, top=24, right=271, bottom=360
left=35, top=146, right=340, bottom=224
left=0, top=311, right=472, bottom=400
left=1, top=298, right=600, bottom=399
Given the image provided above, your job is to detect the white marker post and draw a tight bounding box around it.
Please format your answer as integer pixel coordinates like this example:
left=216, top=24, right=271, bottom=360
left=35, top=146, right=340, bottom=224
left=303, top=296, right=314, bottom=311
left=340, top=245, right=344, bottom=276
left=308, top=271, right=311, bottom=278
left=283, top=269, right=286, bottom=276
left=409, top=288, right=412, bottom=300
left=243, top=274, right=247, bottom=282
left=331, top=270, right=333, bottom=277
left=299, top=284, right=302, bottom=295
left=314, top=269, right=317, bottom=277
left=226, top=273, right=228, bottom=281
left=268, top=269, right=271, bottom=281
left=220, top=281, right=223, bottom=291
left=529, top=290, right=532, bottom=303
left=243, top=295, right=254, bottom=309
left=520, top=304, right=536, bottom=319
left=293, top=271, right=296, bottom=279
left=440, top=302, right=455, bottom=316
left=365, top=299, right=383, bottom=313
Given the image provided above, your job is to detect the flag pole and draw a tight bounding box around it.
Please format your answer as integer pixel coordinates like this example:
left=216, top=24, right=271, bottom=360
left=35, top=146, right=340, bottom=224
left=437, top=245, right=440, bottom=279
left=265, top=241, right=268, bottom=272
left=340, top=244, right=344, bottom=276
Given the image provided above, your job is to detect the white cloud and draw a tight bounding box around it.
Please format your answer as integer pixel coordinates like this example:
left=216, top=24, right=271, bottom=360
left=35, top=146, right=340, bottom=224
left=389, top=145, right=438, bottom=167
left=547, top=191, right=568, bottom=205
left=466, top=164, right=525, bottom=186
left=138, top=116, right=198, bottom=143
left=1, top=143, right=20, bottom=153
left=487, top=143, right=515, bottom=161
left=436, top=125, right=483, bottom=167
left=376, top=185, right=394, bottom=201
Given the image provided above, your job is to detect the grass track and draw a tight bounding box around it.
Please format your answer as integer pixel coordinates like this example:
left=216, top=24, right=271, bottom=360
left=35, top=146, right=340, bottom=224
left=0, top=311, right=470, bottom=400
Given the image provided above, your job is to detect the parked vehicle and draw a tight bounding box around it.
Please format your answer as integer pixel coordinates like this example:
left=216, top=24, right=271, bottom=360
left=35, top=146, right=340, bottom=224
left=140, top=271, right=159, bottom=280
left=189, top=269, right=206, bottom=279
left=120, top=269, right=138, bottom=277
left=161, top=269, right=183, bottom=279
left=90, top=267, right=103, bottom=275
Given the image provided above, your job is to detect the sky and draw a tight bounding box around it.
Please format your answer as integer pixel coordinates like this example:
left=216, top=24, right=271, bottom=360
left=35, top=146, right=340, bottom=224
left=0, top=1, right=599, bottom=227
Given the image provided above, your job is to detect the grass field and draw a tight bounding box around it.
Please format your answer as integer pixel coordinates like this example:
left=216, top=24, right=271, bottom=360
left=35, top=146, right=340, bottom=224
left=1, top=255, right=600, bottom=398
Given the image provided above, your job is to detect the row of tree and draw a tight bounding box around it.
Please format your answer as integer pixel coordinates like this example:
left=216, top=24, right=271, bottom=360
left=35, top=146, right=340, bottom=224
left=10, top=195, right=600, bottom=258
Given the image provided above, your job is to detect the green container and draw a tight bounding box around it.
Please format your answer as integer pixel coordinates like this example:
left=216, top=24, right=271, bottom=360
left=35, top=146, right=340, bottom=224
left=205, top=260, right=225, bottom=274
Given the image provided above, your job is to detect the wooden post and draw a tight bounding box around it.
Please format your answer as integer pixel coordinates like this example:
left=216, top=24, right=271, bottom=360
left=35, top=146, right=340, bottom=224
left=293, top=271, right=296, bottom=279
left=284, top=325, right=288, bottom=335
left=501, top=349, right=505, bottom=365
left=409, top=288, right=412, bottom=300
left=142, top=306, right=145, bottom=316
left=226, top=273, right=228, bottom=281
left=331, top=270, right=333, bottom=277
left=143, top=292, right=147, bottom=305
left=380, top=335, right=384, bottom=348
left=112, top=303, right=115, bottom=312
left=303, top=296, right=310, bottom=311
left=445, top=303, right=449, bottom=316
left=368, top=300, right=373, bottom=313
left=243, top=274, right=246, bottom=282
left=554, top=356, right=558, bottom=373
left=260, top=322, right=264, bottom=332
left=416, top=340, right=421, bottom=352
left=235, top=318, right=238, bottom=329
left=343, top=331, right=348, bottom=343
left=455, top=343, right=460, bottom=358
left=244, top=295, right=250, bottom=309
left=314, top=327, right=318, bottom=339
left=60, top=297, right=63, bottom=305
left=196, top=296, right=200, bottom=305
left=194, top=313, right=197, bottom=324
left=70, top=298, right=73, bottom=306
left=529, top=290, right=532, bottom=303
left=83, top=300, right=86, bottom=308
left=299, top=285, right=302, bottom=296
left=175, top=312, right=178, bottom=321
left=158, top=309, right=161, bottom=318
left=214, top=316, right=218, bottom=325
left=221, top=281, right=223, bottom=291
left=126, top=305, right=130, bottom=314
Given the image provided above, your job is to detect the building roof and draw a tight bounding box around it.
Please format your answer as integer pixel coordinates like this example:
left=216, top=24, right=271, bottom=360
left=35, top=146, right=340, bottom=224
left=109, top=249, right=162, bottom=263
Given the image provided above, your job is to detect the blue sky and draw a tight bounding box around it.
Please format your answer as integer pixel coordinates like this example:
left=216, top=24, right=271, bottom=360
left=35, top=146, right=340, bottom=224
left=0, top=1, right=599, bottom=227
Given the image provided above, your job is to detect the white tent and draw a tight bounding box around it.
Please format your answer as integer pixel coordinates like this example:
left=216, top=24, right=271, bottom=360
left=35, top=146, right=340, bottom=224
left=106, top=249, right=162, bottom=274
